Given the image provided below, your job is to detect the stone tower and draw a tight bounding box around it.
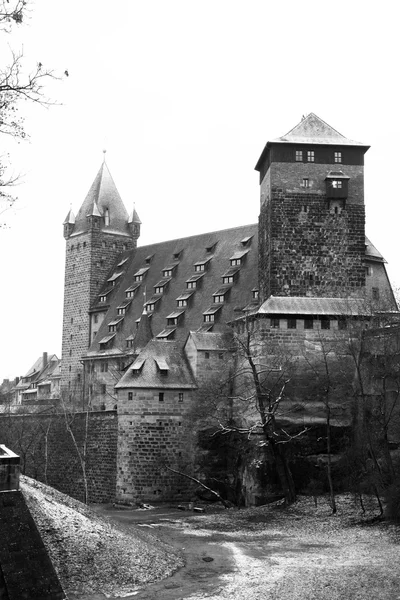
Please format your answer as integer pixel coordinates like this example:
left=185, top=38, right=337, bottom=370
left=255, top=114, right=370, bottom=302
left=61, top=160, right=140, bottom=399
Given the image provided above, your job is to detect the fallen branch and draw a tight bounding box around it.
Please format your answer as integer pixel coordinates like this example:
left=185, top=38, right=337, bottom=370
left=165, top=466, right=232, bottom=508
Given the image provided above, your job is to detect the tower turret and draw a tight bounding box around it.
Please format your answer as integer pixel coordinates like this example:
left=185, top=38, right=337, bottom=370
left=61, top=159, right=139, bottom=400
left=128, top=205, right=142, bottom=246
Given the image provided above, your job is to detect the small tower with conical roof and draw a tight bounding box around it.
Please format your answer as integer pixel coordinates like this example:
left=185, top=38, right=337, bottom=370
left=255, top=113, right=369, bottom=301
left=61, top=159, right=141, bottom=399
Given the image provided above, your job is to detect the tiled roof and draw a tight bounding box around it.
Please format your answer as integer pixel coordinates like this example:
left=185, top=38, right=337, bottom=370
left=186, top=332, right=231, bottom=351
left=116, top=340, right=196, bottom=389
left=87, top=223, right=259, bottom=356
left=257, top=296, right=370, bottom=316
left=71, top=162, right=131, bottom=237
left=274, top=113, right=367, bottom=146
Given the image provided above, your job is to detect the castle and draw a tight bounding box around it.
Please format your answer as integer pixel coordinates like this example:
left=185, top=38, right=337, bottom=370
left=61, top=114, right=397, bottom=503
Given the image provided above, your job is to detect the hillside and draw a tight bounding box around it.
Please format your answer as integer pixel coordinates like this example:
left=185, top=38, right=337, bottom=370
left=20, top=476, right=183, bottom=596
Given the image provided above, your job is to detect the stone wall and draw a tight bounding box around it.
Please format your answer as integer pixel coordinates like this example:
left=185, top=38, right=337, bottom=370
left=259, top=191, right=365, bottom=300
left=117, top=387, right=195, bottom=503
left=0, top=410, right=117, bottom=504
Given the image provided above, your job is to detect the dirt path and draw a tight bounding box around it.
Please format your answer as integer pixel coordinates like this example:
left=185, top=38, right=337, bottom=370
left=69, top=497, right=400, bottom=600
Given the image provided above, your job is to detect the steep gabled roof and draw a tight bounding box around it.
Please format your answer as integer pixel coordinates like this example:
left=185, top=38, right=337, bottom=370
left=86, top=223, right=259, bottom=357
left=115, top=340, right=197, bottom=389
left=72, top=161, right=131, bottom=237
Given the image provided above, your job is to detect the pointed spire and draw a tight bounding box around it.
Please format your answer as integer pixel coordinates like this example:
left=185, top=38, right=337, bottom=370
left=133, top=310, right=153, bottom=353
left=73, top=160, right=130, bottom=236
left=128, top=204, right=142, bottom=225
left=63, top=206, right=75, bottom=225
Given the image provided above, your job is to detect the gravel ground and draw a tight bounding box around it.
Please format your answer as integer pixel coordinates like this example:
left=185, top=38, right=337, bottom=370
left=20, top=476, right=184, bottom=597
left=179, top=495, right=400, bottom=600
left=19, top=476, right=400, bottom=600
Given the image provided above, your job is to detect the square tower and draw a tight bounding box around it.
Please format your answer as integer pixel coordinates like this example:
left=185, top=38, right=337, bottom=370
left=255, top=113, right=369, bottom=302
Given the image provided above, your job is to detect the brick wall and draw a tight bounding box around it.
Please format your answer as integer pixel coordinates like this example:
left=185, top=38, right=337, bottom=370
left=117, top=388, right=195, bottom=503
left=0, top=411, right=117, bottom=503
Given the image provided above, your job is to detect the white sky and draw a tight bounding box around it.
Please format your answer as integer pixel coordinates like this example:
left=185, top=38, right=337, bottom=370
left=1, top=0, right=399, bottom=380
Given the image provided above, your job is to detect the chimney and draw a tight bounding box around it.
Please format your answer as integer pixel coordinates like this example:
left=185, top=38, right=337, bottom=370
left=42, top=352, right=48, bottom=370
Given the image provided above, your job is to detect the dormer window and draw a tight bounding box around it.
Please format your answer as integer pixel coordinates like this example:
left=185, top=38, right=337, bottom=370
left=241, top=236, right=253, bottom=247
left=186, top=273, right=204, bottom=289
left=154, top=278, right=170, bottom=295
left=206, top=242, right=217, bottom=253
left=194, top=258, right=211, bottom=272
left=334, top=152, right=342, bottom=163
left=134, top=267, right=149, bottom=282
left=307, top=151, right=314, bottom=162
left=295, top=150, right=303, bottom=162
left=162, top=264, right=177, bottom=278
left=155, top=358, right=169, bottom=377
left=145, top=254, right=154, bottom=264
left=332, top=180, right=342, bottom=189
left=230, top=250, right=248, bottom=267
left=176, top=292, right=194, bottom=307
left=166, top=310, right=185, bottom=326
left=99, top=333, right=116, bottom=350
left=108, top=317, right=123, bottom=333
left=203, top=306, right=222, bottom=323
left=213, top=294, right=225, bottom=304
left=223, top=275, right=234, bottom=284
left=252, top=289, right=259, bottom=300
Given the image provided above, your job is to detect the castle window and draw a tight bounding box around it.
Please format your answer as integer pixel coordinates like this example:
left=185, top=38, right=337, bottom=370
left=94, top=314, right=98, bottom=324
left=365, top=266, right=372, bottom=276
left=100, top=361, right=108, bottom=372
left=159, top=392, right=164, bottom=402
left=102, top=241, right=106, bottom=248
left=332, top=180, right=342, bottom=189
left=252, top=289, right=259, bottom=300
left=321, top=318, right=330, bottom=330
left=338, top=318, right=347, bottom=330
left=304, top=318, right=313, bottom=330
left=307, top=151, right=314, bottom=162
left=302, top=178, right=309, bottom=188
left=271, top=318, right=280, bottom=328
left=295, top=150, right=303, bottom=161
left=205, top=352, right=210, bottom=359
left=287, top=318, right=296, bottom=329
left=101, top=384, right=106, bottom=395
left=334, top=152, right=342, bottom=163
left=83, top=242, right=86, bottom=247
left=128, top=392, right=133, bottom=401
left=104, top=209, right=110, bottom=226
left=178, top=393, right=184, bottom=402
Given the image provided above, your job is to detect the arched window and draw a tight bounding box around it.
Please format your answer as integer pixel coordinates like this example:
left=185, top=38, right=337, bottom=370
left=105, top=208, right=110, bottom=226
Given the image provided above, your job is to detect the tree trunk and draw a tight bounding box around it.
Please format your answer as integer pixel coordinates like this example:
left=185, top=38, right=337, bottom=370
left=326, top=405, right=337, bottom=514
left=270, top=441, right=296, bottom=504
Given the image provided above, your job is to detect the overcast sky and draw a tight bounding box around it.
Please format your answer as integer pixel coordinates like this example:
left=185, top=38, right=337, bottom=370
left=0, top=0, right=399, bottom=380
